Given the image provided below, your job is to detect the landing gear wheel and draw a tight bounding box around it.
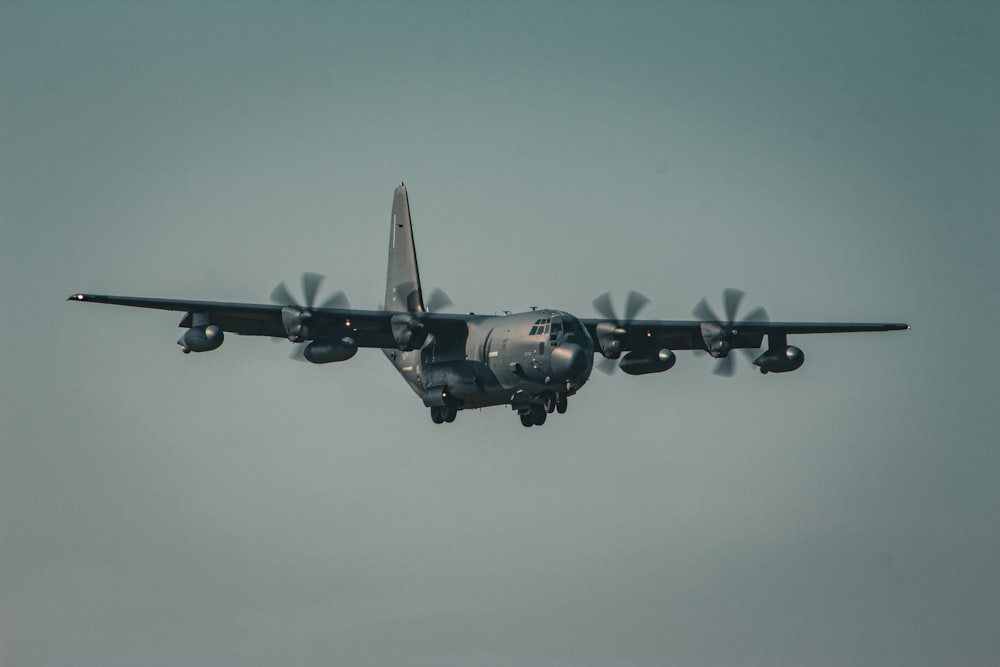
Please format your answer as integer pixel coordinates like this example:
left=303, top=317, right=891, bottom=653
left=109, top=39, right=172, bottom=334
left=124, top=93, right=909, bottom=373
left=430, top=406, right=444, bottom=424
left=531, top=405, right=547, bottom=426
left=520, top=412, right=534, bottom=428
left=443, top=401, right=458, bottom=423
left=556, top=394, right=568, bottom=414
left=543, top=392, right=557, bottom=414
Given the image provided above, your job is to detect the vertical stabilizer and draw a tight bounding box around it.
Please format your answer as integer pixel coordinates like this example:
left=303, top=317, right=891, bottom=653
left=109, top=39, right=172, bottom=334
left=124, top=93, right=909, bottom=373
left=384, top=184, right=425, bottom=312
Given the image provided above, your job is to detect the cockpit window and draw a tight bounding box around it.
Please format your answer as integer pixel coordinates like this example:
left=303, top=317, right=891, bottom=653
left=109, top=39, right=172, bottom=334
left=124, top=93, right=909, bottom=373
left=530, top=318, right=552, bottom=336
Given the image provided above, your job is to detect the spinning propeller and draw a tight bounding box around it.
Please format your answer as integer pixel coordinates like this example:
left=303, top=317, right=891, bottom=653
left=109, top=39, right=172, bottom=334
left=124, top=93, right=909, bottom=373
left=270, top=272, right=350, bottom=346
left=270, top=271, right=350, bottom=311
left=423, top=288, right=453, bottom=313
left=379, top=287, right=453, bottom=313
left=692, top=288, right=769, bottom=377
left=591, top=290, right=650, bottom=374
left=382, top=286, right=455, bottom=351
left=592, top=290, right=650, bottom=325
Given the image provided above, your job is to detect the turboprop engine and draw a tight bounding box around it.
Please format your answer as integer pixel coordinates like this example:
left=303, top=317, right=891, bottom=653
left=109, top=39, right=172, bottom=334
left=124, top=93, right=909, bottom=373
left=753, top=346, right=804, bottom=374
left=178, top=325, right=224, bottom=353
left=390, top=313, right=429, bottom=351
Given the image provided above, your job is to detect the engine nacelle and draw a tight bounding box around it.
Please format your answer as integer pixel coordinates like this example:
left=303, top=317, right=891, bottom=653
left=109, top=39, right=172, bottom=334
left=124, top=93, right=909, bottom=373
left=594, top=321, right=627, bottom=358
left=753, top=345, right=804, bottom=373
left=619, top=349, right=677, bottom=376
left=178, top=325, right=224, bottom=353
left=304, top=338, right=358, bottom=364
left=390, top=313, right=429, bottom=351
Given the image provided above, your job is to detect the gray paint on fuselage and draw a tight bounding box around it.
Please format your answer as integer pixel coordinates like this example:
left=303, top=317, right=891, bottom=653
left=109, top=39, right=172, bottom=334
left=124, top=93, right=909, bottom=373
left=378, top=184, right=594, bottom=412
left=382, top=309, right=594, bottom=411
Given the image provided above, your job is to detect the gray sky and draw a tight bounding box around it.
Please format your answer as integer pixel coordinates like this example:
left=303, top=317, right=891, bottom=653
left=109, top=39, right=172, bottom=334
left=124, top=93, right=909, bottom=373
left=1, top=1, right=998, bottom=665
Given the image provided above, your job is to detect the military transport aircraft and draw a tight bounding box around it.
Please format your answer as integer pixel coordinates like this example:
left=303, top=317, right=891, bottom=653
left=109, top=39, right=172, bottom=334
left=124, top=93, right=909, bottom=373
left=69, top=184, right=909, bottom=428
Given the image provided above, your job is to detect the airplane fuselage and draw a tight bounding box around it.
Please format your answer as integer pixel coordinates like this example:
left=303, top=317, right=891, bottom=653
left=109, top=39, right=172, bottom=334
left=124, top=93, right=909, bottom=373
left=383, top=309, right=594, bottom=413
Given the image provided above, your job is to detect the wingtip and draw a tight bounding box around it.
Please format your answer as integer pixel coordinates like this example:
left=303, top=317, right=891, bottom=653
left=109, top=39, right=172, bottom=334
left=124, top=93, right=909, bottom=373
left=67, top=293, right=85, bottom=301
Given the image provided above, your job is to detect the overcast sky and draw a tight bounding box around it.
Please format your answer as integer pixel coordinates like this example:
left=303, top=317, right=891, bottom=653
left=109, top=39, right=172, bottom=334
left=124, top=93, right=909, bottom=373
left=1, top=2, right=998, bottom=666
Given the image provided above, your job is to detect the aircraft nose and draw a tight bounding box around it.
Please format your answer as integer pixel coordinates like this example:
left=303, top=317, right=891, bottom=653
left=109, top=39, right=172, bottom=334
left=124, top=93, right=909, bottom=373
left=550, top=343, right=590, bottom=380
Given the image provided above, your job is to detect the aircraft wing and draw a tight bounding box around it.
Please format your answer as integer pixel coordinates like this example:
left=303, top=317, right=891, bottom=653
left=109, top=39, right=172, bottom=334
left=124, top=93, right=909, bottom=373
left=67, top=293, right=469, bottom=349
left=579, top=318, right=910, bottom=353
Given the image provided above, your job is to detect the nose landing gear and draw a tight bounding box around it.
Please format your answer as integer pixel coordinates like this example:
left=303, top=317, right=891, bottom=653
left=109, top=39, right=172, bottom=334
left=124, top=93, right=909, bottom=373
left=542, top=391, right=569, bottom=414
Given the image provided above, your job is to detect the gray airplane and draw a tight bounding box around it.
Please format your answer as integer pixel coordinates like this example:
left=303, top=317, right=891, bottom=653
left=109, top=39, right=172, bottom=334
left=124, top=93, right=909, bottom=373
left=69, top=184, right=909, bottom=428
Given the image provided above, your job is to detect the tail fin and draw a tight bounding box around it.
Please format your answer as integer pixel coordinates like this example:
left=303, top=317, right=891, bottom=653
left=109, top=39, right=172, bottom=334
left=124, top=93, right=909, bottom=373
left=384, top=183, right=426, bottom=312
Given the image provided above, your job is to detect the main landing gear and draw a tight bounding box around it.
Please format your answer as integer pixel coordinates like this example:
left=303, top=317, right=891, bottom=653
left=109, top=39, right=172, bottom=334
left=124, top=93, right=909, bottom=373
left=518, top=392, right=568, bottom=427
left=520, top=406, right=546, bottom=427
left=429, top=401, right=458, bottom=424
